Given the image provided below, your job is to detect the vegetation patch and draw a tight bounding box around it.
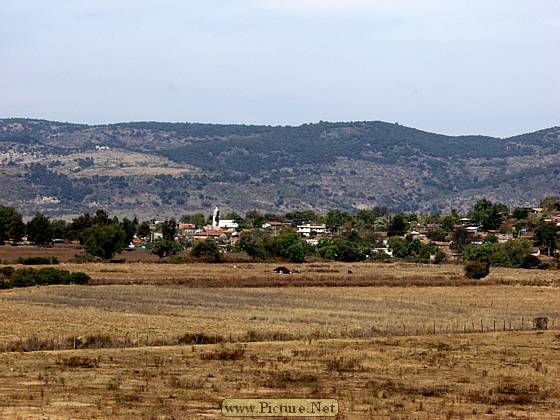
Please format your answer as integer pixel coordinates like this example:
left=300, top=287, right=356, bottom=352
left=0, top=267, right=90, bottom=288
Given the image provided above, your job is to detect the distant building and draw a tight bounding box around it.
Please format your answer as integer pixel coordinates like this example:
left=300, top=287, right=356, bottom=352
left=297, top=224, right=327, bottom=236
left=218, top=219, right=239, bottom=229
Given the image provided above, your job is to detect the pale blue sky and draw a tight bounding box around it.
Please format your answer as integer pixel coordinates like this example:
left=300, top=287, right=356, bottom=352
left=1, top=0, right=559, bottom=137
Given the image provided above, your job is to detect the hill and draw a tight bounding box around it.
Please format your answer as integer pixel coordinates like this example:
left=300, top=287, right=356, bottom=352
left=0, top=118, right=559, bottom=218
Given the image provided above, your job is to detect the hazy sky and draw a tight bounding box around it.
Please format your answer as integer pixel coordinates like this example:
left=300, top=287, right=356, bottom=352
left=1, top=0, right=559, bottom=137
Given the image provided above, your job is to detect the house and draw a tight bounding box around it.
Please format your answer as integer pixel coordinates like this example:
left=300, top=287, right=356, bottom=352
left=194, top=229, right=225, bottom=241
left=218, top=219, right=239, bottom=229
left=297, top=224, right=327, bottom=236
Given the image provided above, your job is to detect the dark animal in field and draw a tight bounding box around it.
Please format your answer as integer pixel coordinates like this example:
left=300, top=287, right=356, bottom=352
left=274, top=266, right=291, bottom=274
left=348, top=270, right=353, bottom=274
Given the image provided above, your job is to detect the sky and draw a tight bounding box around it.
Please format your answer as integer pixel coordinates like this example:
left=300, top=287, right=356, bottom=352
left=1, top=0, right=559, bottom=137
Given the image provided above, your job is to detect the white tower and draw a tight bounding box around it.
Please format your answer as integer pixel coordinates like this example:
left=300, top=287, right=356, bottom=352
left=212, top=206, right=220, bottom=228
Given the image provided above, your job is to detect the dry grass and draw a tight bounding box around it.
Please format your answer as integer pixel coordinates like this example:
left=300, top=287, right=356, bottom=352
left=0, top=332, right=558, bottom=419
left=0, top=261, right=559, bottom=418
left=0, top=281, right=558, bottom=351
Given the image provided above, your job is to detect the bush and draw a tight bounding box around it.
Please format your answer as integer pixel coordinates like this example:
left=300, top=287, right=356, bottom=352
left=0, top=267, right=91, bottom=288
left=520, top=254, right=541, bottom=269
left=464, top=261, right=490, bottom=279
left=16, top=256, right=59, bottom=265
left=191, top=239, right=223, bottom=262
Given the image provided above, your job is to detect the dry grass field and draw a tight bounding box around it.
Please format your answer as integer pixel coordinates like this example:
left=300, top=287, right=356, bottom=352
left=1, top=259, right=559, bottom=418
left=0, top=332, right=558, bottom=419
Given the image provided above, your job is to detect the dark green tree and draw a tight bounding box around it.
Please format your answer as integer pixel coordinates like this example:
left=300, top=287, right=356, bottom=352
left=151, top=239, right=182, bottom=258
left=239, top=230, right=270, bottom=259
left=388, top=213, right=408, bottom=236
left=161, top=218, right=177, bottom=241
left=191, top=239, right=222, bottom=262
left=137, top=221, right=151, bottom=239
left=26, top=213, right=53, bottom=245
left=82, top=224, right=126, bottom=260
left=535, top=221, right=558, bottom=256
left=50, top=220, right=68, bottom=240
left=451, top=227, right=469, bottom=253
left=0, top=206, right=25, bottom=243
left=121, top=217, right=137, bottom=245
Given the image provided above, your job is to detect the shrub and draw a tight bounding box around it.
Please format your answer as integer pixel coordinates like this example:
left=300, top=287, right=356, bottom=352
left=464, top=261, right=490, bottom=279
left=1, top=267, right=91, bottom=288
left=15, top=256, right=59, bottom=265
left=0, top=266, right=15, bottom=277
left=191, top=239, right=223, bottom=262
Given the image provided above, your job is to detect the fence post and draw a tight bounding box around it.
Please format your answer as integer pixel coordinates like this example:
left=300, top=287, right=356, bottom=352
left=480, top=319, right=483, bottom=333
left=493, top=320, right=496, bottom=332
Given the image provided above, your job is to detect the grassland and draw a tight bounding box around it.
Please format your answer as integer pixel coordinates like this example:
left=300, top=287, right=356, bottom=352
left=0, top=259, right=559, bottom=418
left=0, top=332, right=558, bottom=419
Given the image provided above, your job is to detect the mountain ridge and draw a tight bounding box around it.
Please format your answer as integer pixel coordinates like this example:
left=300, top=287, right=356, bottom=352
left=1, top=118, right=559, bottom=218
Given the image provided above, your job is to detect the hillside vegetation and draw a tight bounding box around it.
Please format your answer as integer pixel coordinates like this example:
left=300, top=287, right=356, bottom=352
left=1, top=118, right=559, bottom=217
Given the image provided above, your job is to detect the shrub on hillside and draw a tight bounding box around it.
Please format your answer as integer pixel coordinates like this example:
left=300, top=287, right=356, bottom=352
left=16, top=256, right=59, bottom=265
left=464, top=261, right=490, bottom=279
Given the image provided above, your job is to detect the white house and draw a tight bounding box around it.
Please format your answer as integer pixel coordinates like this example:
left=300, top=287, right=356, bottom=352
left=218, top=219, right=239, bottom=229
left=297, top=224, right=327, bottom=236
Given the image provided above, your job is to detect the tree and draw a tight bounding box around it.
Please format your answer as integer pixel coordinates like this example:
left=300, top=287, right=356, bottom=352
left=388, top=213, right=408, bottom=236
left=191, top=239, right=222, bottom=262
left=0, top=206, right=25, bottom=243
left=540, top=196, right=560, bottom=213
left=470, top=199, right=508, bottom=230
left=83, top=224, right=126, bottom=260
left=137, top=221, right=151, bottom=239
left=50, top=220, right=68, bottom=240
left=121, top=217, right=137, bottom=245
left=387, top=236, right=407, bottom=258
left=26, top=213, right=53, bottom=245
left=274, top=229, right=307, bottom=262
left=464, top=261, right=490, bottom=279
left=92, top=209, right=111, bottom=226
left=534, top=221, right=558, bottom=256
left=68, top=213, right=93, bottom=243
left=512, top=207, right=529, bottom=220
left=239, top=230, right=270, bottom=259
left=180, top=213, right=206, bottom=228
left=451, top=227, right=469, bottom=253
left=151, top=239, right=182, bottom=258
left=161, top=218, right=177, bottom=241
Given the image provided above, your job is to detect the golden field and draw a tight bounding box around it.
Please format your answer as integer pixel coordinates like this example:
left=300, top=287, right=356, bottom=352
left=0, top=260, right=559, bottom=418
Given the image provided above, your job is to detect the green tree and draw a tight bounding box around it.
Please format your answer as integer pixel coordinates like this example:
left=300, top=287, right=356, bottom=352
left=151, top=239, right=182, bottom=258
left=512, top=207, right=529, bottom=220
left=121, top=217, right=137, bottom=245
left=50, top=220, right=68, bottom=240
left=180, top=213, right=206, bottom=228
left=534, top=221, right=558, bottom=256
left=470, top=199, right=508, bottom=230
left=274, top=229, right=307, bottom=262
left=137, top=221, right=151, bottom=239
left=388, top=213, right=408, bottom=236
left=540, top=196, right=560, bottom=213
left=239, top=230, right=270, bottom=259
left=191, top=239, right=222, bottom=262
left=316, top=238, right=338, bottom=260
left=83, top=224, right=126, bottom=260
left=68, top=213, right=93, bottom=243
left=388, top=236, right=407, bottom=258
left=92, top=209, right=111, bottom=226
left=451, top=227, right=469, bottom=253
left=161, top=218, right=177, bottom=241
left=0, top=206, right=25, bottom=243
left=26, top=213, right=53, bottom=245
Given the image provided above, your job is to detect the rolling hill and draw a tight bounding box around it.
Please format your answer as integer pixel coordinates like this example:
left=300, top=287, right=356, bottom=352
left=1, top=118, right=559, bottom=218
